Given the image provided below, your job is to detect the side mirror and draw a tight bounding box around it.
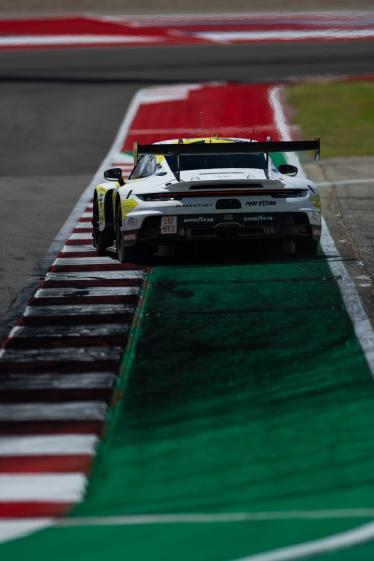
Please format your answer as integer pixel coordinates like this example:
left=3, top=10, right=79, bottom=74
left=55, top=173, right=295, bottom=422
left=278, top=164, right=298, bottom=177
left=104, top=168, right=124, bottom=185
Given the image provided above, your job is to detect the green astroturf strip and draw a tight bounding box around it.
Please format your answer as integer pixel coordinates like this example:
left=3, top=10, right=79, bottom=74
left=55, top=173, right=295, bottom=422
left=75, top=258, right=373, bottom=516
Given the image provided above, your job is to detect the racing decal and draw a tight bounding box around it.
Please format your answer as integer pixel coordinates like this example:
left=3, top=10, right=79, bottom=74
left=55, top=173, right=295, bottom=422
left=95, top=185, right=109, bottom=226
left=183, top=217, right=215, bottom=224
left=245, top=200, right=277, bottom=207
left=243, top=215, right=274, bottom=222
left=182, top=202, right=214, bottom=208
left=125, top=215, right=142, bottom=229
left=161, top=216, right=177, bottom=234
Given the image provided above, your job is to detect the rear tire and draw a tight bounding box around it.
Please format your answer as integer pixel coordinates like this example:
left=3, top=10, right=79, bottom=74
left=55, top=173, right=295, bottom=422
left=297, top=238, right=319, bottom=257
left=92, top=196, right=108, bottom=256
left=116, top=207, right=138, bottom=263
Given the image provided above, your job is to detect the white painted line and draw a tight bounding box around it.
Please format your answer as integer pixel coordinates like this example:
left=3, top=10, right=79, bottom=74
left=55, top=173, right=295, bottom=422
left=54, top=257, right=118, bottom=265
left=0, top=474, right=86, bottom=502
left=0, top=346, right=123, bottom=362
left=10, top=324, right=129, bottom=338
left=81, top=212, right=92, bottom=219
left=54, top=509, right=374, bottom=526
left=130, top=125, right=275, bottom=134
left=45, top=270, right=144, bottom=280
left=229, top=522, right=374, bottom=561
left=317, top=178, right=374, bottom=187
left=0, top=35, right=164, bottom=47
left=34, top=286, right=139, bottom=298
left=0, top=519, right=53, bottom=545
left=68, top=232, right=92, bottom=241
left=24, top=303, right=135, bottom=316
left=68, top=233, right=93, bottom=241
left=195, top=29, right=374, bottom=42
left=270, top=85, right=374, bottom=374
left=0, top=373, right=116, bottom=390
left=0, top=402, right=107, bottom=421
left=61, top=245, right=96, bottom=253
left=0, top=435, right=98, bottom=456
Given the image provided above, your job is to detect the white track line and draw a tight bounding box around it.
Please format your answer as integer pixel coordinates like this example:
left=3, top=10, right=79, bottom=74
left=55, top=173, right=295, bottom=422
left=0, top=347, right=123, bottom=362
left=195, top=29, right=374, bottom=42
left=0, top=519, right=52, bottom=543
left=45, top=270, right=144, bottom=280
left=9, top=324, right=129, bottom=338
left=68, top=233, right=93, bottom=241
left=34, top=287, right=139, bottom=298
left=230, top=522, right=374, bottom=561
left=0, top=474, right=86, bottom=502
left=54, top=257, right=117, bottom=265
left=270, top=85, right=374, bottom=374
left=53, top=509, right=374, bottom=526
left=0, top=402, right=107, bottom=421
left=23, top=303, right=135, bottom=316
left=0, top=35, right=162, bottom=48
left=0, top=435, right=98, bottom=456
left=0, top=373, right=115, bottom=390
left=61, top=246, right=96, bottom=254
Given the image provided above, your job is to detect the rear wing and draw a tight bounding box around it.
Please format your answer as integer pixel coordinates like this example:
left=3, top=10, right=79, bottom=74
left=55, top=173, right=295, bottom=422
left=135, top=139, right=320, bottom=181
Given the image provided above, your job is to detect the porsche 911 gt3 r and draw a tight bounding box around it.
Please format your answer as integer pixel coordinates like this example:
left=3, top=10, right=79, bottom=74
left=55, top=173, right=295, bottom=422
left=92, top=137, right=321, bottom=262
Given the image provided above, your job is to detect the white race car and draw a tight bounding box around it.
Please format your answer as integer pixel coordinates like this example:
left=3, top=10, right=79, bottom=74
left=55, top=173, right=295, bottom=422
left=92, top=137, right=321, bottom=261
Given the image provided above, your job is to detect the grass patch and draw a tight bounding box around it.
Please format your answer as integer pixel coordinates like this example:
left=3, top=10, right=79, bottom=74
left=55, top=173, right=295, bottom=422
left=286, top=80, right=374, bottom=158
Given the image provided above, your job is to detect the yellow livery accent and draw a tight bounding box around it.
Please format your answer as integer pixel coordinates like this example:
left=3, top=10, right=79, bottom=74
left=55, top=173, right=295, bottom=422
left=121, top=198, right=138, bottom=217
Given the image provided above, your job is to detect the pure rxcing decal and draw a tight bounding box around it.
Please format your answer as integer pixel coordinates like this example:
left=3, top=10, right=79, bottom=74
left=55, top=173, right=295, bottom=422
left=245, top=200, right=277, bottom=207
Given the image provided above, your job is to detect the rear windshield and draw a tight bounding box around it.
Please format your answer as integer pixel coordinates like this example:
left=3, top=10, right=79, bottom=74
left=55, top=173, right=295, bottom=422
left=166, top=153, right=266, bottom=171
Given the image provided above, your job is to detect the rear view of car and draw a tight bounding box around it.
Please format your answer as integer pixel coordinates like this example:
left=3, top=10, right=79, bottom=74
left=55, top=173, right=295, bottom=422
left=93, top=137, right=321, bottom=261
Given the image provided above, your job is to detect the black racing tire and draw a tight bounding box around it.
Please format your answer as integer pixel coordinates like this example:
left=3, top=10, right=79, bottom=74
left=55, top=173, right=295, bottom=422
left=297, top=238, right=319, bottom=257
left=92, top=196, right=108, bottom=256
left=116, top=207, right=139, bottom=263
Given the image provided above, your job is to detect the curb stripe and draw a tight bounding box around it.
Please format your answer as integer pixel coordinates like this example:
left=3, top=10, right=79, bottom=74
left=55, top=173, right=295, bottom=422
left=0, top=373, right=116, bottom=390
left=0, top=474, right=86, bottom=502
left=0, top=402, right=107, bottom=421
left=0, top=435, right=98, bottom=456
left=0, top=422, right=103, bottom=436
left=0, top=456, right=92, bottom=474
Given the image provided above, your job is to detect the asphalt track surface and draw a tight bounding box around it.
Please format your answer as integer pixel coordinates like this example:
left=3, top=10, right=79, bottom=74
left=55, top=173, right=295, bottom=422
left=1, top=40, right=374, bottom=324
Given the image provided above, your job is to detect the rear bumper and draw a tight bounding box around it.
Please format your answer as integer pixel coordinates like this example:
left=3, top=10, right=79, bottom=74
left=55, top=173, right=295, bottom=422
left=123, top=212, right=321, bottom=247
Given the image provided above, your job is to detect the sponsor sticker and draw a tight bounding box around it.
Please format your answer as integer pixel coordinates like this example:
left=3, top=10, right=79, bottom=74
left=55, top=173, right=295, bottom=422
left=161, top=216, right=177, bottom=234
left=245, top=200, right=276, bottom=207
left=243, top=215, right=273, bottom=222
left=183, top=217, right=214, bottom=224
left=126, top=216, right=141, bottom=228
